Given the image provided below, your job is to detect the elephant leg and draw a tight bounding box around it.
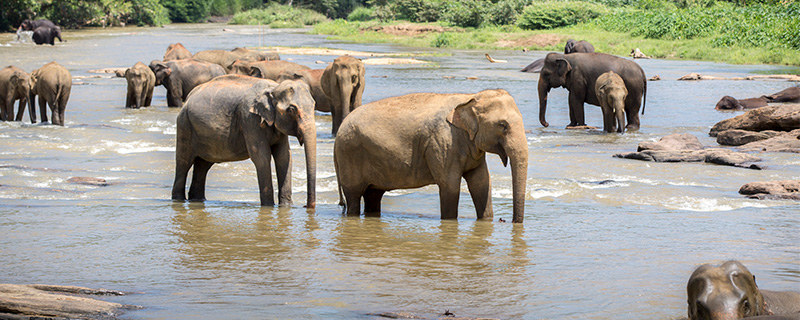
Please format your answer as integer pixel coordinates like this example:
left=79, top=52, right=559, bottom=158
left=625, top=95, right=641, bottom=130
left=4, top=97, right=14, bottom=121
left=15, top=98, right=27, bottom=121
left=187, top=157, right=214, bottom=201
left=363, top=187, right=385, bottom=214
left=567, top=92, right=586, bottom=127
left=247, top=139, right=275, bottom=206
left=166, top=89, right=181, bottom=108
left=271, top=139, right=292, bottom=206
left=464, top=161, right=493, bottom=220
left=331, top=106, right=341, bottom=136
left=38, top=96, right=48, bottom=123
left=172, top=120, right=193, bottom=201
left=1, top=99, right=10, bottom=121
left=438, top=181, right=462, bottom=220
left=601, top=103, right=615, bottom=133
left=145, top=86, right=154, bottom=107
left=125, top=89, right=133, bottom=108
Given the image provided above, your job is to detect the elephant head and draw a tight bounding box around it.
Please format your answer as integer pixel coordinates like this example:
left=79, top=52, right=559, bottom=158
left=448, top=89, right=529, bottom=223
left=687, top=261, right=766, bottom=320
left=564, top=39, right=578, bottom=54
left=538, top=53, right=571, bottom=127
left=149, top=60, right=171, bottom=86
left=322, top=55, right=365, bottom=135
left=249, top=80, right=317, bottom=208
left=125, top=62, right=154, bottom=109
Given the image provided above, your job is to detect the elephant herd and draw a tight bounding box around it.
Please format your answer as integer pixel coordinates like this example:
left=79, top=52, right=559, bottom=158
left=0, top=62, right=71, bottom=125
left=17, top=19, right=64, bottom=45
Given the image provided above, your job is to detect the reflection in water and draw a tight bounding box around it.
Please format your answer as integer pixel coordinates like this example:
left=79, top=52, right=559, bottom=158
left=0, top=24, right=798, bottom=319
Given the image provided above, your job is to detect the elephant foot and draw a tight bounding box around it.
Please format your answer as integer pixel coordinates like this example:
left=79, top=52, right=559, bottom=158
left=566, top=125, right=598, bottom=130
left=625, top=124, right=640, bottom=131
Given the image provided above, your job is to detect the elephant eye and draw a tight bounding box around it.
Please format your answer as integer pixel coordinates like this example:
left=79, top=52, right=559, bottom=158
left=351, top=75, right=357, bottom=83
left=742, top=299, right=751, bottom=314
left=498, top=121, right=509, bottom=132
left=287, top=105, right=298, bottom=114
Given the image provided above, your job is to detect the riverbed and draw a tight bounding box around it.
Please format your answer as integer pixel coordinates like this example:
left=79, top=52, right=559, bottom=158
left=1, top=24, right=798, bottom=319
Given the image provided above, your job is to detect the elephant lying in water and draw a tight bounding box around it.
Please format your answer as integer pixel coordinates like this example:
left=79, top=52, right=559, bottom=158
left=334, top=89, right=528, bottom=222
left=172, top=75, right=317, bottom=208
left=715, top=87, right=800, bottom=110
left=687, top=260, right=800, bottom=320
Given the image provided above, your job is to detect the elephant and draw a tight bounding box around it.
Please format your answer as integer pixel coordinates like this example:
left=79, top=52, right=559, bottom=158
left=277, top=68, right=330, bottom=113
left=17, top=19, right=56, bottom=41
left=192, top=50, right=244, bottom=70
left=595, top=71, right=628, bottom=133
left=163, top=43, right=192, bottom=61
left=230, top=47, right=280, bottom=62
left=32, top=26, right=63, bottom=45
left=322, top=56, right=365, bottom=136
left=687, top=260, right=800, bottom=320
left=229, top=60, right=310, bottom=80
left=0, top=66, right=32, bottom=122
left=538, top=52, right=647, bottom=130
left=172, top=75, right=317, bottom=208
left=521, top=39, right=594, bottom=73
left=763, top=87, right=800, bottom=103
left=124, top=62, right=156, bottom=109
left=715, top=95, right=768, bottom=110
left=334, top=89, right=529, bottom=223
left=29, top=62, right=71, bottom=126
left=149, top=59, right=226, bottom=108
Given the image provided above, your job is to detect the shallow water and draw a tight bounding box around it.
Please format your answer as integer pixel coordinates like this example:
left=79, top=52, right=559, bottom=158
left=1, top=24, right=798, bottom=319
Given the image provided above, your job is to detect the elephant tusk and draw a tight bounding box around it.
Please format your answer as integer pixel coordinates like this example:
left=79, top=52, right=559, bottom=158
left=485, top=54, right=507, bottom=63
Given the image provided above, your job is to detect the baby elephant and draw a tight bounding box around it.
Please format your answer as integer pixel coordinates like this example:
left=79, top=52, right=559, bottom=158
left=595, top=71, right=628, bottom=133
left=687, top=260, right=800, bottom=320
left=125, top=62, right=155, bottom=109
left=0, top=65, right=32, bottom=122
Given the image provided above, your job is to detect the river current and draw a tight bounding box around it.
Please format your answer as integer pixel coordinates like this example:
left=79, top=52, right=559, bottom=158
left=1, top=24, right=798, bottom=319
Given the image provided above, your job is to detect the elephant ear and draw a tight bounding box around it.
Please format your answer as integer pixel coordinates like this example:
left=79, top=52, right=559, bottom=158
left=555, top=58, right=572, bottom=78
left=250, top=66, right=264, bottom=78
left=249, top=87, right=276, bottom=128
left=447, top=98, right=479, bottom=140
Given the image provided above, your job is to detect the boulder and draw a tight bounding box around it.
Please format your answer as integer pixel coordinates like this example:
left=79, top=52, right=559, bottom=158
left=615, top=133, right=762, bottom=169
left=709, top=104, right=800, bottom=137
left=716, top=129, right=782, bottom=146
left=739, top=180, right=800, bottom=200
left=637, top=133, right=703, bottom=151
left=67, top=177, right=109, bottom=186
left=736, top=128, right=800, bottom=153
left=0, top=284, right=140, bottom=319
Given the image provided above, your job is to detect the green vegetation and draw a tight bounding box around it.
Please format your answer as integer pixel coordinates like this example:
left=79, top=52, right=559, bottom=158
left=517, top=2, right=607, bottom=30
left=230, top=3, right=327, bottom=27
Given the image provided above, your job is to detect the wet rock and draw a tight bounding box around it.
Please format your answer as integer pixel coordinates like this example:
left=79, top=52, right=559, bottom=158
left=736, top=129, right=800, bottom=153
left=565, top=125, right=599, bottom=130
left=739, top=180, right=800, bottom=200
left=87, top=67, right=127, bottom=77
left=67, top=177, right=109, bottom=186
left=716, top=129, right=782, bottom=146
left=615, top=134, right=762, bottom=169
left=637, top=133, right=703, bottom=151
left=649, top=75, right=661, bottom=81
left=709, top=104, right=800, bottom=137
left=0, top=283, right=141, bottom=319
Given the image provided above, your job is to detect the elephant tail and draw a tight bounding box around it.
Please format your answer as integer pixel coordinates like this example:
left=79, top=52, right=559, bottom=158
left=641, top=78, right=647, bottom=115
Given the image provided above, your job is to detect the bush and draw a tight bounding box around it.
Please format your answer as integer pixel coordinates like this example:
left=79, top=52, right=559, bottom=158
left=441, top=0, right=485, bottom=28
left=517, top=1, right=607, bottom=30
left=0, top=0, right=40, bottom=31
left=230, top=3, right=328, bottom=26
left=388, top=0, right=442, bottom=22
left=161, top=0, right=210, bottom=23
left=347, top=6, right=374, bottom=21
left=487, top=0, right=532, bottom=26
left=209, top=0, right=261, bottom=17
left=432, top=32, right=455, bottom=47
left=129, top=0, right=169, bottom=26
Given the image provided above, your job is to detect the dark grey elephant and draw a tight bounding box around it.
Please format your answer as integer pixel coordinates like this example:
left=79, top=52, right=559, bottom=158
left=125, top=62, right=155, bottom=109
left=538, top=52, right=647, bottom=130
left=172, top=75, right=317, bottom=208
left=322, top=56, right=365, bottom=136
left=334, top=89, right=528, bottom=222
left=32, top=26, right=63, bottom=45
left=763, top=86, right=800, bottom=103
left=715, top=96, right=768, bottom=110
left=17, top=19, right=56, bottom=41
left=687, top=260, right=800, bottom=320
left=278, top=68, right=330, bottom=113
left=149, top=59, right=226, bottom=108
left=521, top=39, right=594, bottom=73
left=0, top=66, right=32, bottom=122
left=30, top=62, right=71, bottom=126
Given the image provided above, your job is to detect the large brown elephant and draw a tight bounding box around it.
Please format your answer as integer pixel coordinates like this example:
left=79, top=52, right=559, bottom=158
left=687, top=260, right=800, bottom=320
left=149, top=59, right=226, bottom=108
left=229, top=60, right=310, bottom=80
left=595, top=71, right=628, bottom=133
left=172, top=75, right=317, bottom=208
left=538, top=52, right=647, bottom=130
left=124, top=62, right=155, bottom=109
left=0, top=66, right=32, bottom=122
left=334, top=89, right=528, bottom=222
left=322, top=56, right=365, bottom=136
left=163, top=43, right=192, bottom=61
left=193, top=48, right=279, bottom=71
left=30, top=62, right=71, bottom=126
left=230, top=47, right=280, bottom=61
left=278, top=68, right=330, bottom=113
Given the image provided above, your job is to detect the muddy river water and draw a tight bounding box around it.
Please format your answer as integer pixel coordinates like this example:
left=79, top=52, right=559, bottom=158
left=1, top=24, right=798, bottom=319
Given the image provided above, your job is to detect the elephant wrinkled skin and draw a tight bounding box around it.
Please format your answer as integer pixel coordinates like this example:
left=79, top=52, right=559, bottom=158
left=688, top=260, right=800, bottom=320
left=595, top=71, right=628, bottom=133
left=538, top=52, right=647, bottom=130
left=124, top=62, right=156, bottom=109
left=149, top=59, right=226, bottom=108
left=0, top=65, right=32, bottom=122
left=334, top=89, right=528, bottom=222
left=322, top=56, right=365, bottom=136
left=172, top=75, right=317, bottom=208
left=278, top=68, right=330, bottom=113
left=30, top=62, right=71, bottom=126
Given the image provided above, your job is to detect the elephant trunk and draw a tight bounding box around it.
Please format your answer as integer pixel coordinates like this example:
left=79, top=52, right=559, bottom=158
left=507, top=129, right=529, bottom=223
left=614, top=97, right=626, bottom=134
left=133, top=83, right=144, bottom=109
left=538, top=79, right=550, bottom=127
left=301, top=118, right=317, bottom=209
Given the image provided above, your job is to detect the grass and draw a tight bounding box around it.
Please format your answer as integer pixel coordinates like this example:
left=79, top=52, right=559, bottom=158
left=310, top=19, right=800, bottom=66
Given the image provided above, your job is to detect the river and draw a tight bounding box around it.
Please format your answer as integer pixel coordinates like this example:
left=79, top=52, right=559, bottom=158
left=0, top=24, right=798, bottom=319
